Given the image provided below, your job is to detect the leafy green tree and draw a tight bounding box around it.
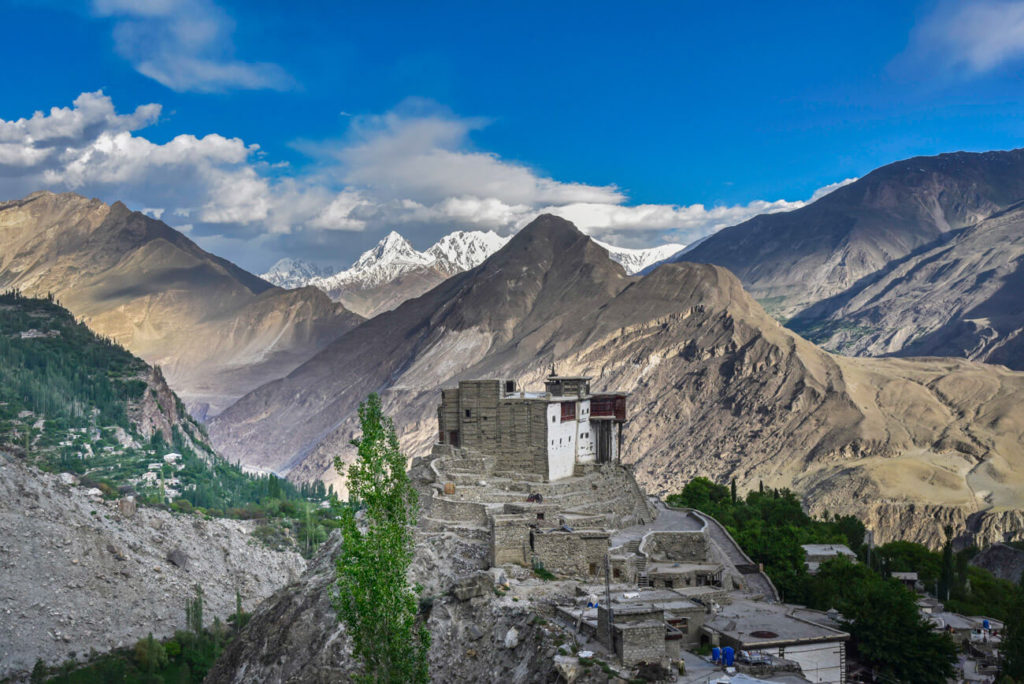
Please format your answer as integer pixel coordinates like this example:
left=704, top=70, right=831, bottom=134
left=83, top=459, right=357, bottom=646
left=1003, top=574, right=1024, bottom=679
left=838, top=577, right=956, bottom=683
left=185, top=585, right=204, bottom=635
left=134, top=632, right=168, bottom=673
left=332, top=393, right=430, bottom=683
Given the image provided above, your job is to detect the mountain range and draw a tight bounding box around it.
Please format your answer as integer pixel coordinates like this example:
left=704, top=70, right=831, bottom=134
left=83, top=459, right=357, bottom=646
left=0, top=192, right=362, bottom=418
left=679, top=149, right=1024, bottom=369
left=212, top=214, right=1024, bottom=548
left=5, top=147, right=1024, bottom=548
left=260, top=230, right=684, bottom=317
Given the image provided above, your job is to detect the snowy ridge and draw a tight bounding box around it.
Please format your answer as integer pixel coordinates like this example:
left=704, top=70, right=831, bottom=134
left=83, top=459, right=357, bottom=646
left=260, top=258, right=332, bottom=289
left=426, top=230, right=510, bottom=274
left=262, top=230, right=682, bottom=294
left=593, top=239, right=686, bottom=275
left=312, top=231, right=436, bottom=291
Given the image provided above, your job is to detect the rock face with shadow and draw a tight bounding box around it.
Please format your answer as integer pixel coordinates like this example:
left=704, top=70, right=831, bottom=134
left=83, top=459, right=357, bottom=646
left=0, top=191, right=362, bottom=417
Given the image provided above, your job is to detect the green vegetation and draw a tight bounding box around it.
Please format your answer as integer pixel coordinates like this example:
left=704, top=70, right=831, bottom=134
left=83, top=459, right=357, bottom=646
left=667, top=477, right=865, bottom=601
left=34, top=585, right=248, bottom=683
left=333, top=393, right=430, bottom=683
left=0, top=292, right=342, bottom=557
left=874, top=538, right=1019, bottom=621
left=785, top=316, right=875, bottom=347
left=807, top=559, right=956, bottom=683
left=1003, top=575, right=1024, bottom=680
left=669, top=478, right=964, bottom=683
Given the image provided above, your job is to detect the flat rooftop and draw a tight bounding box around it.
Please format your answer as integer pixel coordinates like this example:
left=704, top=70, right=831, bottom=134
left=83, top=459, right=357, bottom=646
left=704, top=599, right=849, bottom=646
left=800, top=544, right=855, bottom=556
left=646, top=561, right=723, bottom=574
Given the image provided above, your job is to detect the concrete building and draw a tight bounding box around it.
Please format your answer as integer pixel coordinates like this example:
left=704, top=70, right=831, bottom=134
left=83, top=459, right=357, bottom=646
left=702, top=599, right=850, bottom=684
left=437, top=375, right=627, bottom=482
left=800, top=544, right=856, bottom=574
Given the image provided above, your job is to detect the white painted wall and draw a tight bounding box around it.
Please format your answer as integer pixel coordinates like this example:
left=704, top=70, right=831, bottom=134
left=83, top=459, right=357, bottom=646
left=546, top=402, right=577, bottom=481
left=576, top=399, right=595, bottom=463
left=763, top=643, right=844, bottom=684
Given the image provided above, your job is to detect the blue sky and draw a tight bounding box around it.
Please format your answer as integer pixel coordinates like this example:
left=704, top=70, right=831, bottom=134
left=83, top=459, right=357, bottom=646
left=3, top=1, right=1024, bottom=271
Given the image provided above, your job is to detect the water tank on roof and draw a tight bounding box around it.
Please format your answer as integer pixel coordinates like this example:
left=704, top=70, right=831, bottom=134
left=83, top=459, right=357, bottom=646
left=723, top=646, right=735, bottom=666
left=984, top=619, right=991, bottom=630
left=711, top=646, right=721, bottom=663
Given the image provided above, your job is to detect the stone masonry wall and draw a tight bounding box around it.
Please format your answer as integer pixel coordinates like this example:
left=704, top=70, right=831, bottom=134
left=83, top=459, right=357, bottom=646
left=618, top=624, right=667, bottom=666
left=491, top=514, right=531, bottom=566
left=532, top=530, right=608, bottom=577
left=641, top=531, right=709, bottom=562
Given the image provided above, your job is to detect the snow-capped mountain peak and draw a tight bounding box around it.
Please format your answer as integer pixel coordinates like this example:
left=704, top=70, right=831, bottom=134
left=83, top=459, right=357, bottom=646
left=313, top=231, right=436, bottom=291
left=260, top=258, right=332, bottom=289
left=426, top=230, right=510, bottom=274
left=593, top=239, right=686, bottom=275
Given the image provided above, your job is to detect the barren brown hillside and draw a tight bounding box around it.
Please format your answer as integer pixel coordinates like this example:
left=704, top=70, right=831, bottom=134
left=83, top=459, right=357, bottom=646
left=211, top=215, right=1024, bottom=548
left=0, top=192, right=362, bottom=416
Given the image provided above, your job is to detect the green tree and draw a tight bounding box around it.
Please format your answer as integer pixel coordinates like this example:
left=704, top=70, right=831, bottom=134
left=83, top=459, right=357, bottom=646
left=332, top=393, right=430, bottom=683
left=185, top=584, right=204, bottom=635
left=1004, top=574, right=1024, bottom=679
left=134, top=632, right=168, bottom=674
left=838, top=578, right=956, bottom=683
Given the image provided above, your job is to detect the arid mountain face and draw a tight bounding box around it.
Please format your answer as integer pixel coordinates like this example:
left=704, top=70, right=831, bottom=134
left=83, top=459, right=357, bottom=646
left=789, top=201, right=1024, bottom=370
left=681, top=149, right=1024, bottom=330
left=0, top=192, right=362, bottom=417
left=210, top=215, right=1024, bottom=548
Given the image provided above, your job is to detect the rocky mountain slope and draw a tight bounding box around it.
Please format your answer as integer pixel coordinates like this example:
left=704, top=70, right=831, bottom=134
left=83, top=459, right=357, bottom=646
left=789, top=200, right=1024, bottom=370
left=0, top=192, right=362, bottom=417
left=679, top=148, right=1024, bottom=323
left=0, top=454, right=305, bottom=681
left=211, top=215, right=1024, bottom=549
left=261, top=229, right=682, bottom=318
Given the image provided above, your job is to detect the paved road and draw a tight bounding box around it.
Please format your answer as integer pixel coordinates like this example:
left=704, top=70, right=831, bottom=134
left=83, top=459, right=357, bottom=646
left=692, top=510, right=780, bottom=601
left=610, top=500, right=703, bottom=547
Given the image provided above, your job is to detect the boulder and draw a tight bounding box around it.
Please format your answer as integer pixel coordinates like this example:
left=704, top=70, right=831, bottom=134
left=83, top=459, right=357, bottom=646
left=451, top=571, right=492, bottom=601
left=166, top=548, right=189, bottom=569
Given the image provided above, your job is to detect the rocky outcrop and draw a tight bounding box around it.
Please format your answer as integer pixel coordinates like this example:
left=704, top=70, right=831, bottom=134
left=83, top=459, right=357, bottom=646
left=206, top=532, right=562, bottom=683
left=0, top=455, right=305, bottom=680
left=0, top=191, right=362, bottom=417
left=970, top=543, right=1024, bottom=584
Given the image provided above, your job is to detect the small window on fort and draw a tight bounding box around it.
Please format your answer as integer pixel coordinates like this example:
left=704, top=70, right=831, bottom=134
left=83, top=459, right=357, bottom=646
left=537, top=512, right=544, bottom=521
left=589, top=563, right=597, bottom=575
left=613, top=568, right=621, bottom=579
left=465, top=409, right=471, bottom=418
left=560, top=401, right=576, bottom=422
left=505, top=380, right=516, bottom=393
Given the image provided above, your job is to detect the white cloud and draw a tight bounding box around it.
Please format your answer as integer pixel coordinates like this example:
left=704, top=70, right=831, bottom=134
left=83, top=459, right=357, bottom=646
left=92, top=0, right=293, bottom=92
left=0, top=91, right=849, bottom=270
left=900, top=1, right=1024, bottom=75
left=333, top=108, right=624, bottom=206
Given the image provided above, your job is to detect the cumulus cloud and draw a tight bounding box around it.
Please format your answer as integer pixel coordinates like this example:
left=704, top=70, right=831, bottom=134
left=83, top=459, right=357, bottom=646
left=899, top=1, right=1024, bottom=75
left=92, top=0, right=293, bottom=92
left=0, top=91, right=849, bottom=271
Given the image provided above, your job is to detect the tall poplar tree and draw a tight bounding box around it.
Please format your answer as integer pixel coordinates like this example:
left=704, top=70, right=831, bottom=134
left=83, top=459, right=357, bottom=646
left=333, top=393, right=430, bottom=683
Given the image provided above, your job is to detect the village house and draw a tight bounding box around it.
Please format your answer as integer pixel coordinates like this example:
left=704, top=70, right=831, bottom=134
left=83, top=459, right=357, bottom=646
left=800, top=544, right=857, bottom=574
